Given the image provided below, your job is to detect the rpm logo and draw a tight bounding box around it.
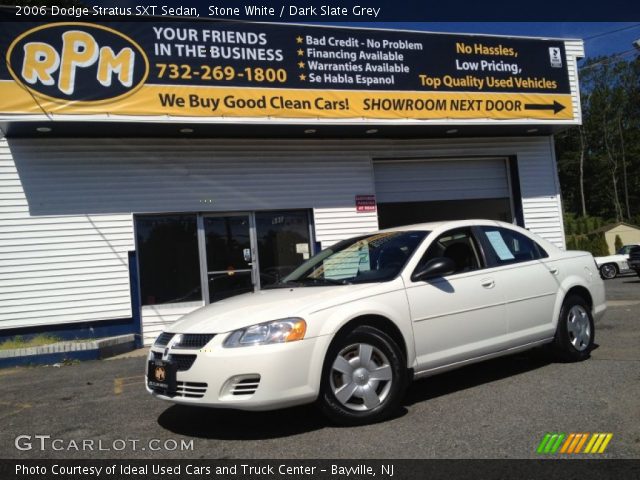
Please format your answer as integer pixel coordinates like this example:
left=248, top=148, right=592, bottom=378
left=6, top=22, right=149, bottom=104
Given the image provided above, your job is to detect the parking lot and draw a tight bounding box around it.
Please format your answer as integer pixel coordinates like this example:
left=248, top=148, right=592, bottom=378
left=1, top=276, right=638, bottom=459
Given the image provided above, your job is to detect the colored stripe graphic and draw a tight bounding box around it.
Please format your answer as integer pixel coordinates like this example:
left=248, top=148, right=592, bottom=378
left=584, top=433, right=613, bottom=454
left=537, top=433, right=565, bottom=454
left=538, top=433, right=613, bottom=454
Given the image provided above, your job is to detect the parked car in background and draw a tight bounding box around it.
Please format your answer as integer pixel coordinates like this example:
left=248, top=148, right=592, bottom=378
left=595, top=244, right=639, bottom=279
left=616, top=244, right=640, bottom=256
left=628, top=246, right=640, bottom=278
left=147, top=220, right=605, bottom=425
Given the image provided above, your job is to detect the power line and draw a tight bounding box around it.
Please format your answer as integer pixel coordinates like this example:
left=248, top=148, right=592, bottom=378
left=579, top=49, right=638, bottom=71
left=584, top=23, right=640, bottom=41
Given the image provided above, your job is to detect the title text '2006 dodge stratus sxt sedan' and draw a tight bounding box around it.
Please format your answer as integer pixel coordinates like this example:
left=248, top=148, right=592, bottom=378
left=146, top=220, right=605, bottom=425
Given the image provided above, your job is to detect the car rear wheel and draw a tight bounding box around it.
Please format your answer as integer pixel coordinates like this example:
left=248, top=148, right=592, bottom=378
left=599, top=263, right=618, bottom=279
left=552, top=294, right=595, bottom=362
left=319, top=325, right=407, bottom=425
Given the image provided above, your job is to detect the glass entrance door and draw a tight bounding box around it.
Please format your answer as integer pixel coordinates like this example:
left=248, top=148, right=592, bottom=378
left=199, top=210, right=313, bottom=304
left=203, top=215, right=256, bottom=303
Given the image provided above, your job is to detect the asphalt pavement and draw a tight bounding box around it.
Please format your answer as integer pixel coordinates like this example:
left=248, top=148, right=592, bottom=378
left=1, top=276, right=638, bottom=459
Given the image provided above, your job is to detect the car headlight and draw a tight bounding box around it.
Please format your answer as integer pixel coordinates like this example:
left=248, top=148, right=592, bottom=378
left=223, top=318, right=307, bottom=347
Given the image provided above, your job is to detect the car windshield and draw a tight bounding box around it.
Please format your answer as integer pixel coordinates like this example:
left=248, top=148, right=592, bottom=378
left=273, top=230, right=429, bottom=286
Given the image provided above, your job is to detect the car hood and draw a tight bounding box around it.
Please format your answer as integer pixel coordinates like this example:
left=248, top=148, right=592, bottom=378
left=167, top=284, right=375, bottom=334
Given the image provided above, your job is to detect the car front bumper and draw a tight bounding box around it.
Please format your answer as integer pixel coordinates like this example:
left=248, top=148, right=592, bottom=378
left=145, top=334, right=331, bottom=411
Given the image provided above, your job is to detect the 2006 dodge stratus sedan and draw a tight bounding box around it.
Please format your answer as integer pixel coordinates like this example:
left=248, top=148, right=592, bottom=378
left=147, top=220, right=606, bottom=425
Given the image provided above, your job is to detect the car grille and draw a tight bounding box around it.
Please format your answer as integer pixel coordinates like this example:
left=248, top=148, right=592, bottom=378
left=176, top=381, right=208, bottom=398
left=153, top=332, right=215, bottom=349
left=151, top=351, right=197, bottom=372
left=149, top=380, right=207, bottom=398
left=154, top=332, right=174, bottom=347
left=173, top=334, right=216, bottom=350
left=230, top=376, right=261, bottom=396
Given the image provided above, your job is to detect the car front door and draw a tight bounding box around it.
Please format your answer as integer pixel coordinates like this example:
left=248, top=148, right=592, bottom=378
left=405, top=227, right=508, bottom=371
left=475, top=226, right=558, bottom=343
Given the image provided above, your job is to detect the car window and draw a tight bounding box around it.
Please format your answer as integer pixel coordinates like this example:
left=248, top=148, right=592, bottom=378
left=415, top=228, right=483, bottom=276
left=479, top=226, right=547, bottom=266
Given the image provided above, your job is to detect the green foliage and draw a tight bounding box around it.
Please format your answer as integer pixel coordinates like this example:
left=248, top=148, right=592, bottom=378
left=556, top=55, right=640, bottom=222
left=564, top=211, right=617, bottom=256
left=614, top=234, right=624, bottom=252
left=591, top=233, right=610, bottom=256
left=565, top=232, right=609, bottom=256
left=0, top=334, right=61, bottom=350
left=563, top=212, right=613, bottom=236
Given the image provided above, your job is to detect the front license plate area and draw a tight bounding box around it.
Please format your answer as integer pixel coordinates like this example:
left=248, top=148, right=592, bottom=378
left=147, top=359, right=177, bottom=395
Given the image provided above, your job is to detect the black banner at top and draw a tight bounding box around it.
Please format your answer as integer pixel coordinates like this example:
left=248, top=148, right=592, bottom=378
left=2, top=1, right=640, bottom=21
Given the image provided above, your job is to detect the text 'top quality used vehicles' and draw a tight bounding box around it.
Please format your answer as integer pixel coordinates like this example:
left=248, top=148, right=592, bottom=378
left=147, top=220, right=606, bottom=425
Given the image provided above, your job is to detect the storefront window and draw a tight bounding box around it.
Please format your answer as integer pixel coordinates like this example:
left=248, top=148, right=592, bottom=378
left=135, top=215, right=201, bottom=305
left=256, top=210, right=312, bottom=287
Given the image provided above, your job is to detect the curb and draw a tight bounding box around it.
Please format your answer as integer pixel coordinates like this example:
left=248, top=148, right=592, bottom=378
left=0, top=334, right=136, bottom=368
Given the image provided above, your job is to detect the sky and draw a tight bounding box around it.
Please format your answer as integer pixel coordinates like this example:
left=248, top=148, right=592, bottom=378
left=325, top=22, right=640, bottom=61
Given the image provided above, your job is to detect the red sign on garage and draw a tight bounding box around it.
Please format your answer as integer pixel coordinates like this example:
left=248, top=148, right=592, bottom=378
left=356, top=195, right=377, bottom=213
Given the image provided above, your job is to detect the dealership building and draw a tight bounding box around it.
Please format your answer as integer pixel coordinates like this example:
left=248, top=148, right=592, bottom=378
left=0, top=18, right=583, bottom=346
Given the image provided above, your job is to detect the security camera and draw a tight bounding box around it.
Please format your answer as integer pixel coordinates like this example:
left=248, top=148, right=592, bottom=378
left=633, top=39, right=640, bottom=50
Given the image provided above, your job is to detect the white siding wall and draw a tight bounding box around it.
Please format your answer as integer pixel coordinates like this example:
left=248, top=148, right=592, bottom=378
left=313, top=208, right=379, bottom=248
left=0, top=138, right=378, bottom=341
left=0, top=138, right=134, bottom=330
left=565, top=40, right=585, bottom=126
left=0, top=135, right=563, bottom=342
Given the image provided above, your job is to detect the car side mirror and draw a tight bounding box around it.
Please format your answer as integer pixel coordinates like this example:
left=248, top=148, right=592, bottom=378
left=411, top=257, right=456, bottom=282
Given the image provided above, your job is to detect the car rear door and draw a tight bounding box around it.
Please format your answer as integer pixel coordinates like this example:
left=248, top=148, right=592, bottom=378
left=475, top=226, right=558, bottom=343
left=405, top=227, right=508, bottom=371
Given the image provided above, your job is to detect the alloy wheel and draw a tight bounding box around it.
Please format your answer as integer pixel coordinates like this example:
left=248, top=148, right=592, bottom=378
left=329, top=343, right=393, bottom=411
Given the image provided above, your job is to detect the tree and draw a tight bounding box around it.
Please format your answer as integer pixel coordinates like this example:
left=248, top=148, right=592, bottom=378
left=614, top=234, right=624, bottom=252
left=556, top=54, right=640, bottom=222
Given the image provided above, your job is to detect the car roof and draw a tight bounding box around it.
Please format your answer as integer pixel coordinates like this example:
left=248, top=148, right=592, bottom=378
left=378, top=219, right=561, bottom=255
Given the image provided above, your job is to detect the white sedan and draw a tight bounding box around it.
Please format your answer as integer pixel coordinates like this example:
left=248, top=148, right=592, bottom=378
left=595, top=245, right=639, bottom=279
left=147, top=220, right=606, bottom=425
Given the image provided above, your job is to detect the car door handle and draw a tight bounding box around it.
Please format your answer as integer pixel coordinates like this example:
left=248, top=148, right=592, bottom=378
left=481, top=279, right=495, bottom=289
left=549, top=268, right=559, bottom=275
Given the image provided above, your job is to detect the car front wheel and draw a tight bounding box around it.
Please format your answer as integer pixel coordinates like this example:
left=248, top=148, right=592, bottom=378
left=552, top=294, right=595, bottom=362
left=319, top=325, right=407, bottom=425
left=599, top=263, right=618, bottom=279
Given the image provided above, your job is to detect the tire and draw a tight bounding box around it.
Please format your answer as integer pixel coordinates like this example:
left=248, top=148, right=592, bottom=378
left=599, top=263, right=618, bottom=279
left=318, top=325, right=408, bottom=426
left=552, top=294, right=595, bottom=362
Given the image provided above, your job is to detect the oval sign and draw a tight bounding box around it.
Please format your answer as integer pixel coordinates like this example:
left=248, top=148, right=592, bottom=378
left=6, top=22, right=149, bottom=104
